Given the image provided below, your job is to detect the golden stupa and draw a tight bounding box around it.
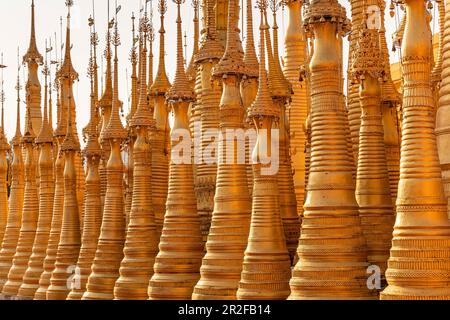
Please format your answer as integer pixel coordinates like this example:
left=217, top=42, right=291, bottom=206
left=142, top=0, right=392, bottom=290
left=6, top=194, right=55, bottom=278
left=0, top=0, right=448, bottom=302
left=148, top=0, right=204, bottom=300
left=83, top=7, right=127, bottom=300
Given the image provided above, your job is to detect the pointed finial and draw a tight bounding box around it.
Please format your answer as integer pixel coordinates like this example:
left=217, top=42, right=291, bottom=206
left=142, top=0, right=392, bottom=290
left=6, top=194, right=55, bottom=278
left=262, top=0, right=290, bottom=97
left=12, top=47, right=22, bottom=146
left=0, top=53, right=5, bottom=135
left=150, top=0, right=171, bottom=95
left=130, top=10, right=153, bottom=128
left=103, top=1, right=127, bottom=141
left=166, top=0, right=195, bottom=102
left=84, top=11, right=102, bottom=156
left=148, top=0, right=155, bottom=90
left=57, top=0, right=78, bottom=82
left=243, top=0, right=259, bottom=78
left=194, top=0, right=223, bottom=63
left=248, top=0, right=278, bottom=120
left=36, top=39, right=53, bottom=144
left=213, top=0, right=246, bottom=77
left=0, top=53, right=9, bottom=151
left=23, top=0, right=43, bottom=65
left=99, top=0, right=114, bottom=131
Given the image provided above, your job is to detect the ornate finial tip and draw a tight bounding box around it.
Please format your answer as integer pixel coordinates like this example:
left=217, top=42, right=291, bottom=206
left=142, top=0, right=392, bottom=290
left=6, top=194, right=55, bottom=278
left=158, top=0, right=168, bottom=14
left=256, top=0, right=268, bottom=10
left=66, top=0, right=74, bottom=7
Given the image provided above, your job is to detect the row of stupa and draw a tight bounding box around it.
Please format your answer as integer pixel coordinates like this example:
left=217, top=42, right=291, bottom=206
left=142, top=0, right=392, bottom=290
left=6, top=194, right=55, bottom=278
left=0, top=0, right=449, bottom=300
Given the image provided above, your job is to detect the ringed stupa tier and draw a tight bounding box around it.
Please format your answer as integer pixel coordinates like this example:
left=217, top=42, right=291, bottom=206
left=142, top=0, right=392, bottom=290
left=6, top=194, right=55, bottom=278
left=0, top=0, right=449, bottom=302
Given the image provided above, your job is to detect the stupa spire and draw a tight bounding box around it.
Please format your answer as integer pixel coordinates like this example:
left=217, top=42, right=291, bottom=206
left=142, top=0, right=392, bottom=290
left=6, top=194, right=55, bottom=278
left=350, top=5, right=395, bottom=292
left=23, top=0, right=43, bottom=65
left=13, top=62, right=22, bottom=144
left=148, top=2, right=155, bottom=91
left=167, top=0, right=195, bottom=102
left=150, top=0, right=171, bottom=94
left=36, top=46, right=53, bottom=144
left=381, top=0, right=450, bottom=300
left=98, top=0, right=115, bottom=209
left=186, top=0, right=200, bottom=82
left=0, top=54, right=9, bottom=276
left=243, top=0, right=258, bottom=78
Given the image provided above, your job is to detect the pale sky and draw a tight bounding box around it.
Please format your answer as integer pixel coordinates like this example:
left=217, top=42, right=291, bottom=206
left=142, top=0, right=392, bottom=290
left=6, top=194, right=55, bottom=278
left=0, top=0, right=406, bottom=144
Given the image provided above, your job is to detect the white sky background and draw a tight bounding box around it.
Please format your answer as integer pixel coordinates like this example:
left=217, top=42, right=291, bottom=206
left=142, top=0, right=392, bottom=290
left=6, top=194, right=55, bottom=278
left=0, top=0, right=414, bottom=144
